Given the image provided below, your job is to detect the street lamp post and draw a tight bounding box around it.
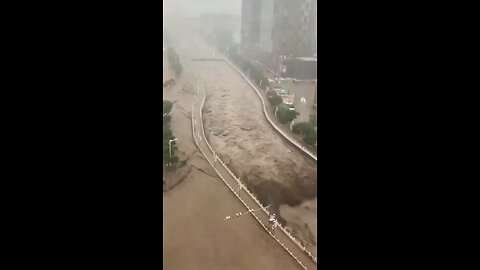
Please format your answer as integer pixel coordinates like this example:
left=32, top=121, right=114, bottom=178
left=169, top=138, right=178, bottom=157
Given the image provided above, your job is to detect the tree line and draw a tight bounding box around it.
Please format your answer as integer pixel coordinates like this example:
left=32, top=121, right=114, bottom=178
left=209, top=29, right=316, bottom=147
left=167, top=47, right=183, bottom=78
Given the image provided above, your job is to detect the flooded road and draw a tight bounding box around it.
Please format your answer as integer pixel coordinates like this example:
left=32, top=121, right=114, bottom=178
left=163, top=19, right=317, bottom=268
left=195, top=59, right=317, bottom=255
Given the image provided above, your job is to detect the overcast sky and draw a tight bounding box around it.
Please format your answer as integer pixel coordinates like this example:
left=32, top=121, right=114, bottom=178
left=163, top=0, right=241, bottom=17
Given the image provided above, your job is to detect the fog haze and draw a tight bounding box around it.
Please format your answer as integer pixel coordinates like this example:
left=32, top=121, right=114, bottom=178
left=163, top=0, right=241, bottom=17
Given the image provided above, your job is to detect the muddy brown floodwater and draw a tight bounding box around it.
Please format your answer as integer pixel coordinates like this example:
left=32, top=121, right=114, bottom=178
left=163, top=55, right=302, bottom=269
left=195, top=60, right=317, bottom=254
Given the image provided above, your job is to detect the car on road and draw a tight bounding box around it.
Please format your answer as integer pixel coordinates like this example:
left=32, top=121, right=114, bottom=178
left=274, top=89, right=288, bottom=96
left=281, top=95, right=294, bottom=105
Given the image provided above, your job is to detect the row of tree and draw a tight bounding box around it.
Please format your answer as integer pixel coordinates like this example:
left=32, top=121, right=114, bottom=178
left=228, top=46, right=268, bottom=91
left=217, top=35, right=316, bottom=147
left=166, top=47, right=183, bottom=78
left=163, top=100, right=178, bottom=165
left=267, top=92, right=316, bottom=146
left=292, top=121, right=317, bottom=146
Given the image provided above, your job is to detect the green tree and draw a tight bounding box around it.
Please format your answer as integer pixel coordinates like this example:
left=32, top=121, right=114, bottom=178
left=250, top=65, right=267, bottom=88
left=268, top=95, right=283, bottom=106
left=163, top=100, right=173, bottom=115
left=304, top=126, right=317, bottom=146
left=292, top=122, right=313, bottom=135
left=309, top=115, right=317, bottom=127
left=276, top=104, right=299, bottom=124
left=167, top=47, right=182, bottom=77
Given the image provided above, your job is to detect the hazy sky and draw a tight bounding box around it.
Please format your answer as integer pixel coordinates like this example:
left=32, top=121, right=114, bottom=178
left=163, top=0, right=241, bottom=17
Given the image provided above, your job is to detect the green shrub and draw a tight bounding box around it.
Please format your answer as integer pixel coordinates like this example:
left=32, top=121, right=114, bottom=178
left=309, top=115, right=317, bottom=126
left=292, top=122, right=313, bottom=135
left=277, top=104, right=299, bottom=124
left=268, top=95, right=283, bottom=106
left=163, top=100, right=173, bottom=115
left=304, top=126, right=317, bottom=146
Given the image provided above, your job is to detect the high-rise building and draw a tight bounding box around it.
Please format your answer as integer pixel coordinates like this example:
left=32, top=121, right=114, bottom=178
left=274, top=0, right=317, bottom=74
left=300, top=0, right=316, bottom=56
left=312, top=1, right=317, bottom=56
left=241, top=0, right=317, bottom=73
left=258, top=0, right=274, bottom=54
left=241, top=0, right=262, bottom=47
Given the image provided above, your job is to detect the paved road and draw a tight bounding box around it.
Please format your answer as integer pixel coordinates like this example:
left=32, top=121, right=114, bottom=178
left=190, top=54, right=317, bottom=270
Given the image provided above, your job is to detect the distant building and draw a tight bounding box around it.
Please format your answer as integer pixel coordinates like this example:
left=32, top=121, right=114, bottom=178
left=272, top=0, right=317, bottom=73
left=241, top=0, right=317, bottom=75
left=312, top=1, right=317, bottom=56
left=258, top=0, right=274, bottom=54
left=241, top=0, right=261, bottom=47
left=281, top=57, right=317, bottom=80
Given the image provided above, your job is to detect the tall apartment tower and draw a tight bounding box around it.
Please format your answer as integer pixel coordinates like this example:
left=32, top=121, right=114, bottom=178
left=258, top=0, right=274, bottom=54
left=300, top=0, right=316, bottom=56
left=241, top=0, right=262, bottom=49
left=242, top=0, right=317, bottom=71
left=312, top=0, right=317, bottom=56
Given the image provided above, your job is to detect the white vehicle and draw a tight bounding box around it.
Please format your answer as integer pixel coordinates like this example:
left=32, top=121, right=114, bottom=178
left=274, top=89, right=288, bottom=96
left=281, top=95, right=294, bottom=105
left=279, top=90, right=288, bottom=96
